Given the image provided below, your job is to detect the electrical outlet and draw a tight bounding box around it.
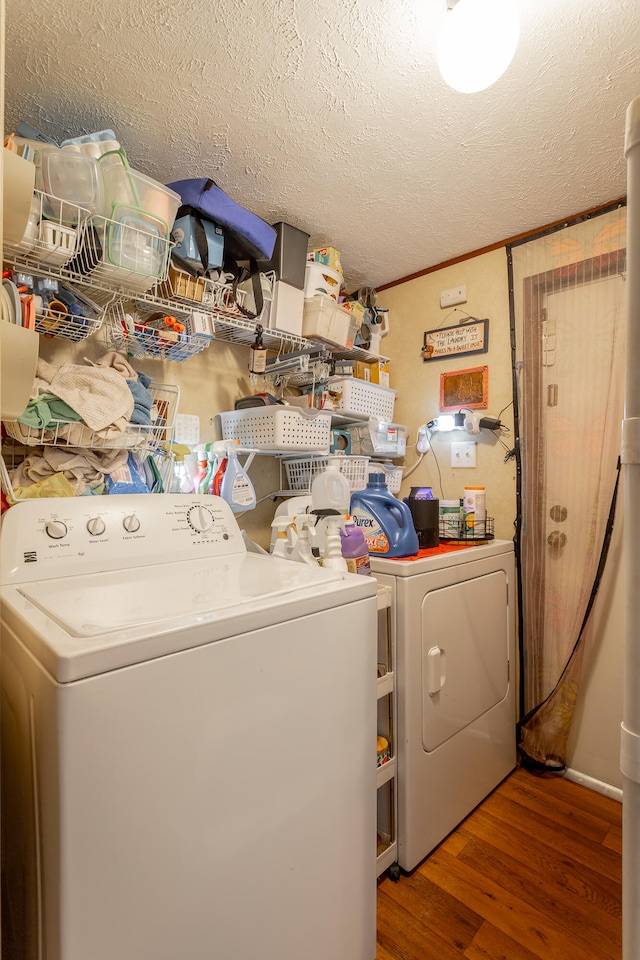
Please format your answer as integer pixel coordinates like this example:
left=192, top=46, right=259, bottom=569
left=451, top=441, right=476, bottom=468
left=440, top=285, right=467, bottom=308
left=417, top=425, right=430, bottom=453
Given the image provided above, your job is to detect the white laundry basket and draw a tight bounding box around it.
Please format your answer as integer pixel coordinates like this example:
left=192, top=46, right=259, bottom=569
left=218, top=406, right=332, bottom=453
left=329, top=378, right=396, bottom=420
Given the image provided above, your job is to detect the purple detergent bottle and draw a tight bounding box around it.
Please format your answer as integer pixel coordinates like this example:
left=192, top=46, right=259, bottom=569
left=340, top=518, right=372, bottom=576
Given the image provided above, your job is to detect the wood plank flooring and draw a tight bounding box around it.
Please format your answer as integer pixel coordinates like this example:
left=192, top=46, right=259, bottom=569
left=377, top=766, right=622, bottom=960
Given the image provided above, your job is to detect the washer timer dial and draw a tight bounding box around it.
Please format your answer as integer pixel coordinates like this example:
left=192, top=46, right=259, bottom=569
left=187, top=505, right=216, bottom=534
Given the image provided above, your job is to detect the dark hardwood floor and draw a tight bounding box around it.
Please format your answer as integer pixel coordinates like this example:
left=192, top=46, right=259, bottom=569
left=377, top=766, right=622, bottom=959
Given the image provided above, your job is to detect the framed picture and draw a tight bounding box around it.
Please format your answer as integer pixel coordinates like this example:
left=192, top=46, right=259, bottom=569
left=440, top=365, right=488, bottom=412
left=422, top=318, right=489, bottom=361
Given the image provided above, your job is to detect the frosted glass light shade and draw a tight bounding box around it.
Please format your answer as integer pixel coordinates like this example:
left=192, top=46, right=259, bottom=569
left=437, top=0, right=519, bottom=94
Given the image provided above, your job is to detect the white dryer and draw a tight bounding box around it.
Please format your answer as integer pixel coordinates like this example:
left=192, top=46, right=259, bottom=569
left=370, top=540, right=516, bottom=871
left=1, top=495, right=378, bottom=960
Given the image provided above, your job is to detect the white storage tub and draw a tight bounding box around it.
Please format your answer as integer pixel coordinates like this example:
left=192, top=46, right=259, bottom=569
left=329, top=377, right=396, bottom=421
left=302, top=296, right=352, bottom=348
left=218, top=406, right=332, bottom=453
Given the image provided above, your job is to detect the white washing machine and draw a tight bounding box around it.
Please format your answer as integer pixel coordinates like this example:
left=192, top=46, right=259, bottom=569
left=370, top=540, right=516, bottom=871
left=1, top=495, right=378, bottom=960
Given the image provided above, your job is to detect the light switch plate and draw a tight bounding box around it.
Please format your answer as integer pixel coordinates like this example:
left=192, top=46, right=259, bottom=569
left=440, top=285, right=467, bottom=308
left=451, top=440, right=476, bottom=468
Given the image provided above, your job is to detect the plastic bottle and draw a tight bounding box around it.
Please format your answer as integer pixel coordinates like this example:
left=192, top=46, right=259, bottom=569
left=215, top=442, right=256, bottom=514
left=463, top=485, right=486, bottom=537
left=322, top=516, right=348, bottom=571
left=193, top=446, right=209, bottom=493
left=293, top=516, right=320, bottom=566
left=168, top=444, right=195, bottom=494
left=311, top=460, right=351, bottom=514
left=350, top=473, right=419, bottom=558
left=340, top=517, right=371, bottom=575
left=204, top=447, right=220, bottom=495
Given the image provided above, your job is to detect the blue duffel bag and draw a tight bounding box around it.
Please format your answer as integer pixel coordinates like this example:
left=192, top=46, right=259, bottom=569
left=167, top=178, right=277, bottom=320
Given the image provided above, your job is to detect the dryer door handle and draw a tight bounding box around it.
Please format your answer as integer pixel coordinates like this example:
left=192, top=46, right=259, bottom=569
left=426, top=645, right=446, bottom=695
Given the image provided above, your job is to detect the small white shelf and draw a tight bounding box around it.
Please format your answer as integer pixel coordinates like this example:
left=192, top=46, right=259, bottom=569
left=376, top=834, right=398, bottom=876
left=377, top=671, right=394, bottom=700
left=377, top=756, right=396, bottom=789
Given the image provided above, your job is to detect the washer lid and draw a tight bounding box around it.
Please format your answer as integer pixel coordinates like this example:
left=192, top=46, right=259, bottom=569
left=3, top=552, right=374, bottom=682
left=19, top=552, right=343, bottom=638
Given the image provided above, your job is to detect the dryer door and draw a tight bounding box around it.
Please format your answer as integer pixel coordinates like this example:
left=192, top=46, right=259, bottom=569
left=421, top=569, right=509, bottom=752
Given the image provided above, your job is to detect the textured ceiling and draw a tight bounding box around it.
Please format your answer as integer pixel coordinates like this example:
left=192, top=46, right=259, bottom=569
left=5, top=0, right=640, bottom=289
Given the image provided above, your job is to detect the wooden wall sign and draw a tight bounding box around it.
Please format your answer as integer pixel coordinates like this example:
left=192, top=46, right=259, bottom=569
left=440, top=365, right=488, bottom=412
left=422, top=319, right=489, bottom=361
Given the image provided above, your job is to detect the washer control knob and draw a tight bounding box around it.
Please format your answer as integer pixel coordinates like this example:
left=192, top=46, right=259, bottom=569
left=187, top=505, right=215, bottom=533
left=45, top=519, right=68, bottom=540
left=123, top=514, right=141, bottom=534
left=87, top=517, right=106, bottom=537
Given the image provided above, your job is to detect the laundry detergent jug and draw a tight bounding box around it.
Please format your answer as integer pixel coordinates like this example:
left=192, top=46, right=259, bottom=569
left=350, top=473, right=419, bottom=558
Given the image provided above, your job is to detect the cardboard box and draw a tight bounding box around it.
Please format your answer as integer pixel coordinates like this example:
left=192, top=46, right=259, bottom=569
left=370, top=360, right=390, bottom=388
left=160, top=266, right=205, bottom=303
left=354, top=360, right=391, bottom=388
left=308, top=246, right=343, bottom=274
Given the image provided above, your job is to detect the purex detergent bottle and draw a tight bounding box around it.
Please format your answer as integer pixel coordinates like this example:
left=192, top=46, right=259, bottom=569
left=350, top=473, right=419, bottom=558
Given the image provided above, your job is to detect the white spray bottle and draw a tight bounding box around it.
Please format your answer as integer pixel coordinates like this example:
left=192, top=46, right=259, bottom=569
left=212, top=440, right=257, bottom=514
left=322, top=515, right=348, bottom=571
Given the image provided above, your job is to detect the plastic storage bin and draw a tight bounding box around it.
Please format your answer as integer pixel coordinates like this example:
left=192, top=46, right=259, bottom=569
left=329, top=377, right=396, bottom=420
left=69, top=211, right=173, bottom=295
left=99, top=150, right=181, bottom=227
left=218, top=406, right=332, bottom=452
left=302, top=296, right=351, bottom=347
left=304, top=262, right=343, bottom=301
left=35, top=147, right=104, bottom=223
left=348, top=418, right=407, bottom=458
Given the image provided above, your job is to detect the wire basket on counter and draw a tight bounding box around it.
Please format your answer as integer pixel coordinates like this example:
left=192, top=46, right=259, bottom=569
left=438, top=516, right=495, bottom=541
left=283, top=455, right=371, bottom=493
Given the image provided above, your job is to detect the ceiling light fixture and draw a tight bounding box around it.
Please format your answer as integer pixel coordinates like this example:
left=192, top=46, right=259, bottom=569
left=437, top=0, right=519, bottom=94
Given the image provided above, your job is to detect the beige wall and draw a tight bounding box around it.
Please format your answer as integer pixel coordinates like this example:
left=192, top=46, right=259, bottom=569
left=377, top=247, right=517, bottom=541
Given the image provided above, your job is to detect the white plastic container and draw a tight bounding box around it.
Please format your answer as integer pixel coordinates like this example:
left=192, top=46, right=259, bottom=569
left=329, top=377, right=397, bottom=420
left=302, top=296, right=350, bottom=347
left=439, top=499, right=462, bottom=538
left=311, top=460, right=351, bottom=513
left=218, top=406, right=332, bottom=453
left=304, top=262, right=343, bottom=301
left=463, top=486, right=486, bottom=537
left=99, top=149, right=180, bottom=228
left=35, top=147, right=104, bottom=223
